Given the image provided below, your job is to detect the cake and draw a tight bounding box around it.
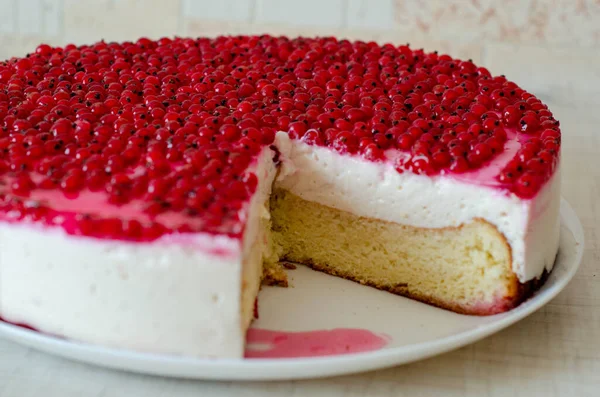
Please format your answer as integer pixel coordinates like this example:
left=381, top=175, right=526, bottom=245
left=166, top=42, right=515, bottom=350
left=0, top=36, right=561, bottom=358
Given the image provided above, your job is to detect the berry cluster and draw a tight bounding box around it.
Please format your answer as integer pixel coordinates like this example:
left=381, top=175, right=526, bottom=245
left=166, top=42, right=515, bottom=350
left=0, top=35, right=560, bottom=240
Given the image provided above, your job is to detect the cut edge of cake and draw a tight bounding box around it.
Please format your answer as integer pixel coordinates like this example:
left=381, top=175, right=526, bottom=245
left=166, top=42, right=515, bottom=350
left=269, top=187, right=554, bottom=315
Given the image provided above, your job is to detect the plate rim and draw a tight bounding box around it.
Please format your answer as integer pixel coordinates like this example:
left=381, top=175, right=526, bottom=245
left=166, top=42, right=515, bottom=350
left=0, top=197, right=584, bottom=381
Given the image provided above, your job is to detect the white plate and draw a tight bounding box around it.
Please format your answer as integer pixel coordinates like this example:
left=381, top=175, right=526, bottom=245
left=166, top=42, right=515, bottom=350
left=0, top=198, right=584, bottom=381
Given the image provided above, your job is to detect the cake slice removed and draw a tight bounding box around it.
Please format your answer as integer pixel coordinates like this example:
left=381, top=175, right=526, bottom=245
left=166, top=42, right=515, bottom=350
left=268, top=133, right=559, bottom=315
left=271, top=188, right=517, bottom=314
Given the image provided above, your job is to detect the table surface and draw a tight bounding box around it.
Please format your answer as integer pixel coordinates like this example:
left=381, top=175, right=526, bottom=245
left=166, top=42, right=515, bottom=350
left=0, top=96, right=598, bottom=397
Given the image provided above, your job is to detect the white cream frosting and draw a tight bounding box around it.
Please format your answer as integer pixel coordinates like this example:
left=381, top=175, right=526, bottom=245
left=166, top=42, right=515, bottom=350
left=274, top=132, right=560, bottom=282
left=0, top=222, right=245, bottom=357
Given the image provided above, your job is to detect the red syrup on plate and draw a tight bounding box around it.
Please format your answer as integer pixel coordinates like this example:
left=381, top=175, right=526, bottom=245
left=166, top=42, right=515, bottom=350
left=245, top=328, right=390, bottom=358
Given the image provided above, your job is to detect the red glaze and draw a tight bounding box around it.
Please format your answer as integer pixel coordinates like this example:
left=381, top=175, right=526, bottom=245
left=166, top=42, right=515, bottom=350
left=0, top=36, right=561, bottom=240
left=245, top=328, right=389, bottom=358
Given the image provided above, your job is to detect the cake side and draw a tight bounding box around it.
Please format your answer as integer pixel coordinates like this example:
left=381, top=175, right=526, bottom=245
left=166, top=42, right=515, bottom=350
left=0, top=222, right=247, bottom=357
left=271, top=188, right=524, bottom=315
left=521, top=165, right=561, bottom=281
left=0, top=147, right=278, bottom=359
left=239, top=146, right=281, bottom=331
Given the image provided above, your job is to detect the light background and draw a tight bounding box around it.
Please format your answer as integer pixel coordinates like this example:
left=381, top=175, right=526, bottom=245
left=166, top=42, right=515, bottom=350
left=0, top=0, right=599, bottom=103
left=1, top=1, right=599, bottom=396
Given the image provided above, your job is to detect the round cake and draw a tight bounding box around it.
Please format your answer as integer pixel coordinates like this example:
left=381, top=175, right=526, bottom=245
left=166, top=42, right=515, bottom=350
left=0, top=36, right=561, bottom=358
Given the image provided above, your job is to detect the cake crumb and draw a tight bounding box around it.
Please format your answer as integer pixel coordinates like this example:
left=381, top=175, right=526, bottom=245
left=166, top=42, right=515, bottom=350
left=282, top=262, right=297, bottom=270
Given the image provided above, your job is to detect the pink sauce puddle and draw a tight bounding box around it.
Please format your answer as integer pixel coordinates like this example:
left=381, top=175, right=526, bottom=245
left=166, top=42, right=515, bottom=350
left=245, top=328, right=390, bottom=358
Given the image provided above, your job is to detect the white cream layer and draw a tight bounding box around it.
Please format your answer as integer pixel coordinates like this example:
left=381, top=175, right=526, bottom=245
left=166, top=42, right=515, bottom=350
left=0, top=222, right=245, bottom=357
left=274, top=132, right=560, bottom=282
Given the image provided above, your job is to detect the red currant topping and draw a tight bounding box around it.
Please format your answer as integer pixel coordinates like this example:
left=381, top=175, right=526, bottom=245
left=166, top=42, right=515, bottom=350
left=0, top=36, right=561, bottom=240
